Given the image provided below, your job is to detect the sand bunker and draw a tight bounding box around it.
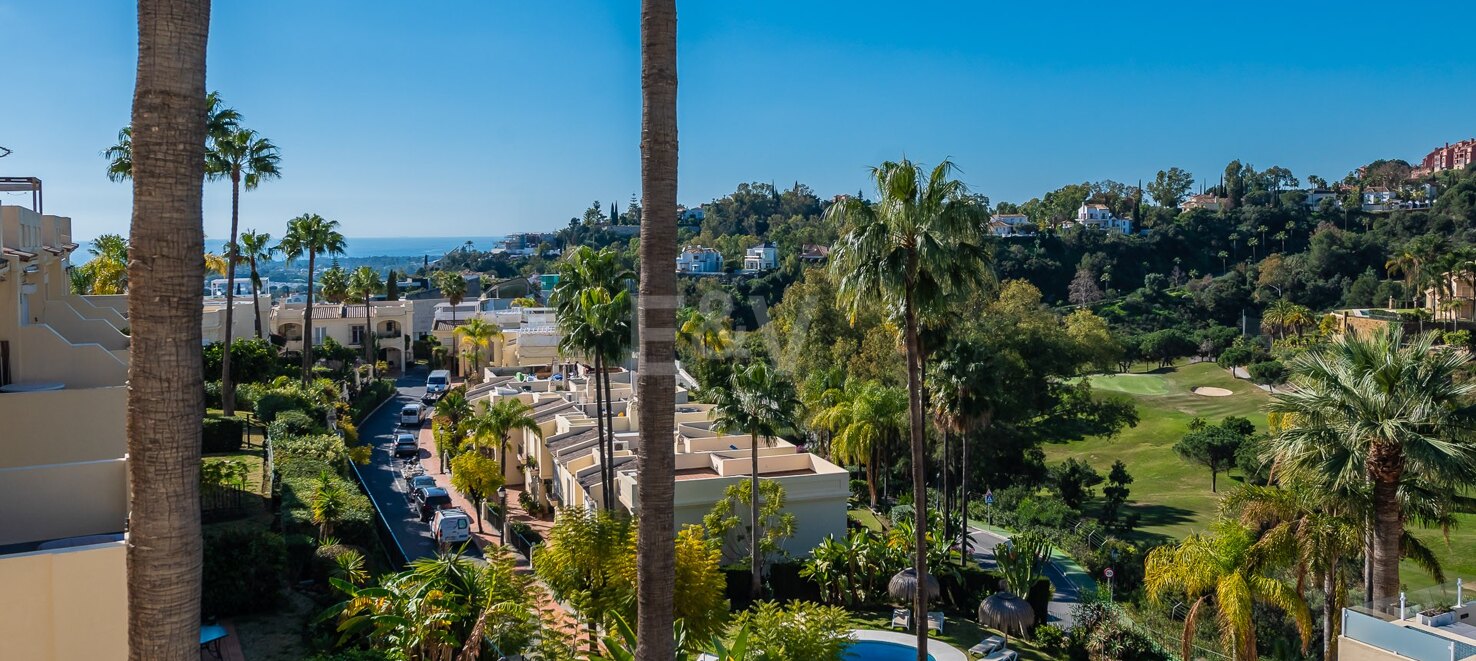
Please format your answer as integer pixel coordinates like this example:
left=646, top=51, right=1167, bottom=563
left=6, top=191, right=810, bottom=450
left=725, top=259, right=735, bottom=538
left=1193, top=387, right=1234, bottom=397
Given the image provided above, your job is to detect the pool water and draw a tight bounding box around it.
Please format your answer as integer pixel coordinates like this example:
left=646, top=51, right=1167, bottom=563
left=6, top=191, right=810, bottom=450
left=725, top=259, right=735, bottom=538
left=843, top=640, right=937, bottom=661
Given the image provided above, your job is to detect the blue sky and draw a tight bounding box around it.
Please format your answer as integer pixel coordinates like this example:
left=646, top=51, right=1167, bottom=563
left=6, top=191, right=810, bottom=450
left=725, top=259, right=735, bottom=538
left=6, top=1, right=1476, bottom=241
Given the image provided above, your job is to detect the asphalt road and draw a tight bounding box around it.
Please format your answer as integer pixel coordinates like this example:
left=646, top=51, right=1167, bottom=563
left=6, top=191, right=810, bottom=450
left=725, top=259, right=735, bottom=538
left=968, top=526, right=1080, bottom=628
left=353, top=369, right=480, bottom=563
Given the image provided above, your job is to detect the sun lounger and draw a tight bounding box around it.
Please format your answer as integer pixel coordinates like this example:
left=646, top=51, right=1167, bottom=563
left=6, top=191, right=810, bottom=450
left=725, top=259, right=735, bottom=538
left=968, top=635, right=1004, bottom=657
left=982, top=650, right=1018, bottom=661
left=890, top=608, right=911, bottom=630
left=927, top=611, right=944, bottom=633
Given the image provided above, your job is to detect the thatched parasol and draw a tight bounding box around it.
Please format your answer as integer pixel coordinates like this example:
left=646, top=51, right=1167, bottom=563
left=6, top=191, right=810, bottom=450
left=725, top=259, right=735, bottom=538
left=887, top=568, right=941, bottom=604
left=977, top=590, right=1035, bottom=650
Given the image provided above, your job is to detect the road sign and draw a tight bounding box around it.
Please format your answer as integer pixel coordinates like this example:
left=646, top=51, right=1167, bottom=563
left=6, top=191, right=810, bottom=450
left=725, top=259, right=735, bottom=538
left=984, top=490, right=994, bottom=506
left=1104, top=568, right=1115, bottom=579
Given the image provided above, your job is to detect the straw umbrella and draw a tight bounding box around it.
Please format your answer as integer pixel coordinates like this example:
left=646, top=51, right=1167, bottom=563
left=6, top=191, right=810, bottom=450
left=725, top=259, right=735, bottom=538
left=978, top=589, right=1035, bottom=650
left=889, top=567, right=941, bottom=604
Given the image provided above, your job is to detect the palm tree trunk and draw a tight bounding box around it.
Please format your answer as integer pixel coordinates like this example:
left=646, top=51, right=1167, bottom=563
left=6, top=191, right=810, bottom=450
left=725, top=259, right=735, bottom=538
left=221, top=173, right=241, bottom=415
left=941, top=428, right=950, bottom=541
left=750, top=430, right=763, bottom=599
left=868, top=443, right=879, bottom=509
left=590, top=356, right=606, bottom=507
left=634, top=0, right=679, bottom=654
left=903, top=295, right=929, bottom=661
left=128, top=1, right=209, bottom=657
left=302, top=252, right=316, bottom=382
left=1371, top=473, right=1403, bottom=609
left=958, top=425, right=968, bottom=567
left=603, top=350, right=618, bottom=508
left=250, top=259, right=264, bottom=340
left=1324, top=552, right=1341, bottom=661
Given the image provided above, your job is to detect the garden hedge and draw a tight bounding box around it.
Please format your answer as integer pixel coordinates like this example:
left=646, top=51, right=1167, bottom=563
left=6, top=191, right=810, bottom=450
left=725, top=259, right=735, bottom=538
left=201, top=526, right=286, bottom=617
left=202, top=415, right=244, bottom=454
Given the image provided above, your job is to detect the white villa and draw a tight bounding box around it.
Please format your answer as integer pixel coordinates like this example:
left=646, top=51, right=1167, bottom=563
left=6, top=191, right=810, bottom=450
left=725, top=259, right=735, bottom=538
left=1075, top=203, right=1133, bottom=234
left=742, top=243, right=778, bottom=272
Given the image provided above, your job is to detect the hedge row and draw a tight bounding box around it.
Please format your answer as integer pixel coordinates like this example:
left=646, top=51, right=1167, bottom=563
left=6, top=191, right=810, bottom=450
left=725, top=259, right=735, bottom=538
left=202, top=415, right=244, bottom=453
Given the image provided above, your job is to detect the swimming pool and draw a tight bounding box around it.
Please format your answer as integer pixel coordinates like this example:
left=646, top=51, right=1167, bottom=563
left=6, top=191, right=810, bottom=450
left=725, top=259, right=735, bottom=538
left=843, top=640, right=937, bottom=661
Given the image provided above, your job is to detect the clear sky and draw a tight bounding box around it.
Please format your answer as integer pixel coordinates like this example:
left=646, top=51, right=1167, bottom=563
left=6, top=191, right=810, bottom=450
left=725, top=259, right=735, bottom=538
left=6, top=1, right=1476, bottom=241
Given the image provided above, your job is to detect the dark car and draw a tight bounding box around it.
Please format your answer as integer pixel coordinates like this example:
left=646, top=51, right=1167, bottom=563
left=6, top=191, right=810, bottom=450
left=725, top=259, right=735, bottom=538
left=414, top=486, right=453, bottom=522
left=406, top=474, right=438, bottom=500
left=393, top=433, right=419, bottom=459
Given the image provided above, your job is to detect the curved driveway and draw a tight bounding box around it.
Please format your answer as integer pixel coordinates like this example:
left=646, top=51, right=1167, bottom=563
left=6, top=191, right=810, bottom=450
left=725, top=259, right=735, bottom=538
left=967, top=525, right=1090, bottom=628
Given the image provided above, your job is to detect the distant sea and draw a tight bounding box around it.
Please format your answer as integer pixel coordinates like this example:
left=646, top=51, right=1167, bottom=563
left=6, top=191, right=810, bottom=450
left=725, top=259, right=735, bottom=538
left=73, top=236, right=504, bottom=264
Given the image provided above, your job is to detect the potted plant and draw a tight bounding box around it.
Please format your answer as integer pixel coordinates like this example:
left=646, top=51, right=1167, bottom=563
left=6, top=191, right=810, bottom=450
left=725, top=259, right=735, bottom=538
left=1418, top=601, right=1457, bottom=627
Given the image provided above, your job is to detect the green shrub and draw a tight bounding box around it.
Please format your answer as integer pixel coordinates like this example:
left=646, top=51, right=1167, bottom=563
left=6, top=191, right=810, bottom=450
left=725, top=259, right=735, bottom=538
left=276, top=457, right=337, bottom=481
left=306, top=651, right=392, bottom=661
left=310, top=543, right=367, bottom=585
left=202, top=527, right=286, bottom=617
left=1033, top=623, right=1066, bottom=654
left=268, top=410, right=322, bottom=438
left=274, top=433, right=349, bottom=465
left=350, top=379, right=396, bottom=423
left=1026, top=577, right=1053, bottom=627
left=1248, top=359, right=1288, bottom=385
left=280, top=474, right=376, bottom=549
left=201, top=415, right=245, bottom=453
left=255, top=389, right=323, bottom=423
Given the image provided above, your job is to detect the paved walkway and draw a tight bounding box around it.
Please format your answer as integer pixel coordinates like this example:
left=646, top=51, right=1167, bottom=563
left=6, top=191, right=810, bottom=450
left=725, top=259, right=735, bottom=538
left=966, top=522, right=1095, bottom=629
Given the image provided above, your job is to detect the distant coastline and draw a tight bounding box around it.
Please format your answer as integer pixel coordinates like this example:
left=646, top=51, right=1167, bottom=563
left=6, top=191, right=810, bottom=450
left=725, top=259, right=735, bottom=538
left=72, top=236, right=506, bottom=264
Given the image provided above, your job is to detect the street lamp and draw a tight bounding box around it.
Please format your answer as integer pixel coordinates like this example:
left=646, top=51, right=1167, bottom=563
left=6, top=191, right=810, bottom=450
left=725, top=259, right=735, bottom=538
left=497, top=486, right=509, bottom=546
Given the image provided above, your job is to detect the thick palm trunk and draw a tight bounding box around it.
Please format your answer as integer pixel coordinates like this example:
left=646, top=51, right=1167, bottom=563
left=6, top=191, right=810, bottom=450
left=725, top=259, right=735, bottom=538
left=128, top=1, right=210, bottom=657
left=1324, top=553, right=1341, bottom=661
left=221, top=174, right=241, bottom=415
left=249, top=261, right=264, bottom=339
left=903, top=298, right=929, bottom=661
left=302, top=253, right=316, bottom=382
left=750, top=431, right=763, bottom=598
left=634, top=0, right=679, bottom=656
left=1370, top=475, right=1403, bottom=608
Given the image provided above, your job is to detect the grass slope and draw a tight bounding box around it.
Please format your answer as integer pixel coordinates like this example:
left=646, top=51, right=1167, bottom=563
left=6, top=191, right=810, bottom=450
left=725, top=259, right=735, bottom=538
left=1048, top=361, right=1269, bottom=542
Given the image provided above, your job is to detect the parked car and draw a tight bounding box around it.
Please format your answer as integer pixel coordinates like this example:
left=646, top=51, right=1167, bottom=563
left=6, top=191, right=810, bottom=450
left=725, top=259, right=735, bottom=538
left=400, top=403, right=423, bottom=428
left=406, top=473, right=437, bottom=497
left=414, top=486, right=453, bottom=522
left=393, top=433, right=419, bottom=459
left=432, top=508, right=473, bottom=546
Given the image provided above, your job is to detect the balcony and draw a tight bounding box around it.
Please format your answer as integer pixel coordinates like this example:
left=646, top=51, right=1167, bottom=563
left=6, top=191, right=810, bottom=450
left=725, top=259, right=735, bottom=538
left=1342, top=582, right=1476, bottom=661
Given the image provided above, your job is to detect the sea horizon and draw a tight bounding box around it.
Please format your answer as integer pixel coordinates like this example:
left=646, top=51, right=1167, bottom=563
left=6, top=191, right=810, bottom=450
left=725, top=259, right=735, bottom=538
left=71, top=235, right=509, bottom=264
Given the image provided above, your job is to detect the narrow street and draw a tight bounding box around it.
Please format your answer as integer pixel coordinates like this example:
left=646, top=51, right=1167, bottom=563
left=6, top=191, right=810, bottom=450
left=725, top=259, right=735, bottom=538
left=968, top=525, right=1085, bottom=629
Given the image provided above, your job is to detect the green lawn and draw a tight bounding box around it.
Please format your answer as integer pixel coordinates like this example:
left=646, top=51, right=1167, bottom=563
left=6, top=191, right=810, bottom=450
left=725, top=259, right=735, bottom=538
left=1048, top=361, right=1270, bottom=543
left=1052, top=361, right=1476, bottom=591
left=848, top=508, right=888, bottom=533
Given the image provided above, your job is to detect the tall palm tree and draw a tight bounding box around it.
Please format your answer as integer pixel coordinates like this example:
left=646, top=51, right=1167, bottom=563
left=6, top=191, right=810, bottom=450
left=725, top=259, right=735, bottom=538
left=1268, top=326, right=1476, bottom=607
left=278, top=214, right=347, bottom=382
left=207, top=128, right=281, bottom=415
left=126, top=1, right=211, bottom=657
left=636, top=0, right=680, bottom=655
left=710, top=362, right=800, bottom=598
left=453, top=317, right=502, bottom=379
left=557, top=287, right=631, bottom=508
left=1222, top=485, right=1360, bottom=661
left=826, top=158, right=990, bottom=660
left=433, top=270, right=468, bottom=371
left=237, top=229, right=276, bottom=339
left=1145, top=521, right=1312, bottom=661
left=347, top=266, right=383, bottom=367
left=928, top=339, right=999, bottom=561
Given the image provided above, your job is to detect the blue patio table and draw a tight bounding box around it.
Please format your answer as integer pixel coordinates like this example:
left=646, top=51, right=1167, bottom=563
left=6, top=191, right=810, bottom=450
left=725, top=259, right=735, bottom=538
left=200, top=624, right=229, bottom=659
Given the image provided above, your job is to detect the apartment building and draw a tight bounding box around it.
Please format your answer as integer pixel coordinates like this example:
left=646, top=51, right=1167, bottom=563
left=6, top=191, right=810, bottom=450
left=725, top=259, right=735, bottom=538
left=1413, top=139, right=1476, bottom=178
left=0, top=201, right=130, bottom=660
left=482, top=367, right=849, bottom=559
left=1339, top=582, right=1476, bottom=660
left=271, top=299, right=415, bottom=371
left=429, top=301, right=562, bottom=377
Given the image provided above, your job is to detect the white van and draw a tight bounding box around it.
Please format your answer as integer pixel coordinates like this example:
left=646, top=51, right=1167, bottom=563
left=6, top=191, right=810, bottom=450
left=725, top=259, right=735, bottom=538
left=432, top=508, right=472, bottom=546
left=424, top=370, right=451, bottom=401
left=399, top=404, right=422, bottom=428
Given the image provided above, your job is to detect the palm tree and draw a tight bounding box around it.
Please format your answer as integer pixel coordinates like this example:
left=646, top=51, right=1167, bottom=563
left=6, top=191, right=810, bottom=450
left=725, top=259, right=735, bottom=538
left=928, top=340, right=998, bottom=562
left=126, top=2, right=210, bottom=656
left=636, top=0, right=680, bottom=654
left=203, top=251, right=229, bottom=281
left=1222, top=485, right=1360, bottom=661
left=433, top=270, right=469, bottom=371
left=557, top=287, right=631, bottom=508
left=1261, top=298, right=1292, bottom=340
left=463, top=398, right=543, bottom=484
left=454, top=317, right=502, bottom=379
left=310, top=471, right=347, bottom=541
left=826, top=158, right=990, bottom=661
left=710, top=362, right=800, bottom=598
left=814, top=380, right=905, bottom=509
left=238, top=230, right=276, bottom=339
left=318, top=263, right=349, bottom=304
left=278, top=214, right=347, bottom=382
left=675, top=306, right=733, bottom=358
left=83, top=234, right=130, bottom=294
left=102, top=90, right=239, bottom=183
left=207, top=128, right=281, bottom=415
left=347, top=266, right=383, bottom=367
left=1145, top=521, right=1312, bottom=661
left=1268, top=326, right=1476, bottom=607
left=433, top=386, right=473, bottom=473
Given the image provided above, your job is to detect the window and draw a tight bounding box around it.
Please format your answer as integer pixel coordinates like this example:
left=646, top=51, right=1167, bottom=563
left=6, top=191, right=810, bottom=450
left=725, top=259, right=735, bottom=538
left=313, top=326, right=327, bottom=346
left=351, top=325, right=365, bottom=345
